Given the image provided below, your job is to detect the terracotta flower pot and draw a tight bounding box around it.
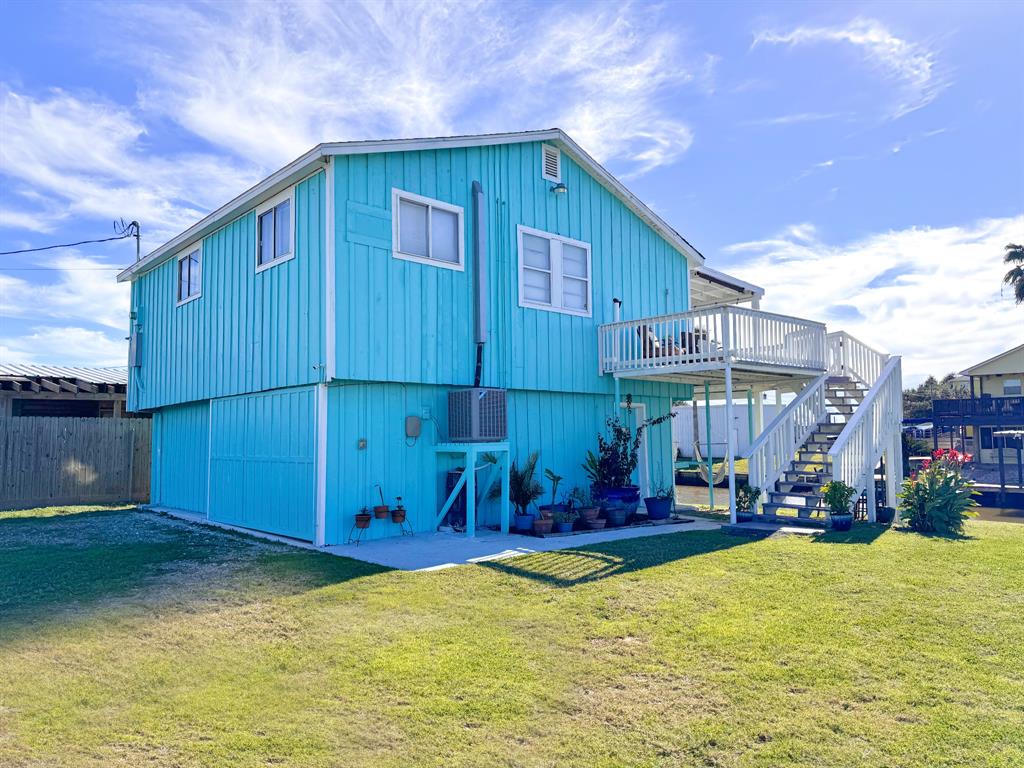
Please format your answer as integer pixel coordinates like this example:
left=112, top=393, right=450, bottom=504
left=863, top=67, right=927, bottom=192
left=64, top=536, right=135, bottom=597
left=373, top=505, right=390, bottom=519
left=391, top=508, right=406, bottom=524
left=533, top=517, right=554, bottom=534
left=578, top=506, right=600, bottom=522
left=355, top=513, right=372, bottom=529
left=586, top=518, right=607, bottom=530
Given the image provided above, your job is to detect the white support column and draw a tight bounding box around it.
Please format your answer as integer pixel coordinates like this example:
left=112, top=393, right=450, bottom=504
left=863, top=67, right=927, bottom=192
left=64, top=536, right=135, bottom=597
left=465, top=446, right=477, bottom=538
left=500, top=451, right=511, bottom=534
left=724, top=364, right=737, bottom=524
left=865, top=412, right=877, bottom=523
left=314, top=382, right=328, bottom=547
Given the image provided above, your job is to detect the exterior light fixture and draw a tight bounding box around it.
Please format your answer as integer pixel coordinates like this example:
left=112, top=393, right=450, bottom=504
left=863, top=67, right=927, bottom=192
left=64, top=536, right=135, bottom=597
left=551, top=182, right=568, bottom=194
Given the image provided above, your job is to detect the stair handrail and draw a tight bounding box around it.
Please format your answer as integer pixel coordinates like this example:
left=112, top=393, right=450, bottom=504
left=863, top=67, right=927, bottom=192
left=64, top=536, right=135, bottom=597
left=743, top=375, right=828, bottom=507
left=828, top=356, right=903, bottom=519
left=827, top=331, right=889, bottom=387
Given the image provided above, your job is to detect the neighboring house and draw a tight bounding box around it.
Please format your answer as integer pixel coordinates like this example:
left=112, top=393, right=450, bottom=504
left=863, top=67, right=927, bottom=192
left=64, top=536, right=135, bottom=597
left=118, top=129, right=903, bottom=543
left=0, top=364, right=138, bottom=418
left=933, top=343, right=1024, bottom=463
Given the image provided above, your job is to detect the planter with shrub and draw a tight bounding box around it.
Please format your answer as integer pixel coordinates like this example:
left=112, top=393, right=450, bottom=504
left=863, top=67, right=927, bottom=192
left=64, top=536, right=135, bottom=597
left=898, top=448, right=978, bottom=535
left=821, top=480, right=857, bottom=531
left=494, top=452, right=544, bottom=533
left=735, top=483, right=761, bottom=523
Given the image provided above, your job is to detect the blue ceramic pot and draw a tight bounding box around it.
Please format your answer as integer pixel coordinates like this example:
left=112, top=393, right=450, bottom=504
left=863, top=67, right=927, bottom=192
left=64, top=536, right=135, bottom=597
left=830, top=512, right=853, bottom=531
left=644, top=496, right=673, bottom=520
left=553, top=521, right=574, bottom=533
left=514, top=513, right=535, bottom=532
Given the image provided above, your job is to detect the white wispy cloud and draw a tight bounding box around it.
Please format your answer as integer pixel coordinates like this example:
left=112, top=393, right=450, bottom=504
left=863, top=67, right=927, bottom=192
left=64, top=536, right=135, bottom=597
left=112, top=0, right=700, bottom=179
left=0, top=87, right=261, bottom=248
left=0, top=326, right=127, bottom=367
left=753, top=18, right=948, bottom=118
left=743, top=112, right=848, bottom=127
left=723, top=215, right=1024, bottom=384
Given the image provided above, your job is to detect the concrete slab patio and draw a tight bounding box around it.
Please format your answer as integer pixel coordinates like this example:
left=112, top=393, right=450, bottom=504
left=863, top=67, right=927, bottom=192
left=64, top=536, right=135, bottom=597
left=324, top=517, right=722, bottom=571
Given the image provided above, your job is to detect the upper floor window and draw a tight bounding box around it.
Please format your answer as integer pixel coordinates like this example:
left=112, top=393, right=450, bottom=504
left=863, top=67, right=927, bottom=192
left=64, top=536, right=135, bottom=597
left=517, top=225, right=591, bottom=317
left=176, top=246, right=201, bottom=305
left=256, top=191, right=293, bottom=271
left=391, top=189, right=464, bottom=270
left=1005, top=378, right=1022, bottom=396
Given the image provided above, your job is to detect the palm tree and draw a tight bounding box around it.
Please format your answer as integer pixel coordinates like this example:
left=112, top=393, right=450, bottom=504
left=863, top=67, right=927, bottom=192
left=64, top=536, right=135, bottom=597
left=1004, top=243, right=1024, bottom=304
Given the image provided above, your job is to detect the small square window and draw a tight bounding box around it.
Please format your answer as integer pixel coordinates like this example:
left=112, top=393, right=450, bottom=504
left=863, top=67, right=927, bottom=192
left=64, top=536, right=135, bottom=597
left=176, top=247, right=201, bottom=305
left=256, top=192, right=294, bottom=271
left=392, top=189, right=464, bottom=270
left=1004, top=378, right=1022, bottom=396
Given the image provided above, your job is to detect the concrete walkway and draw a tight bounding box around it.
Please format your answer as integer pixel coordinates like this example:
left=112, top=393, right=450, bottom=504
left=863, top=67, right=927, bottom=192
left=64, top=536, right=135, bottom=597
left=325, top=517, right=721, bottom=571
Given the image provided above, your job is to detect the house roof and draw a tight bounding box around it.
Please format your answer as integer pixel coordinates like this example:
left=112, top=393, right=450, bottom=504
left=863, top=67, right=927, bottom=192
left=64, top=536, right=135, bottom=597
left=116, top=129, right=706, bottom=283
left=690, top=265, right=764, bottom=308
left=0, top=364, right=129, bottom=386
left=962, top=343, right=1024, bottom=377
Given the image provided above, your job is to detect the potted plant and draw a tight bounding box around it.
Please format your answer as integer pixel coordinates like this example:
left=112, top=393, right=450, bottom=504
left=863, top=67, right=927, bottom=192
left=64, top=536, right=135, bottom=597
left=583, top=396, right=675, bottom=514
left=735, top=484, right=761, bottom=523
left=538, top=468, right=567, bottom=518
left=552, top=506, right=577, bottom=533
left=821, top=480, right=857, bottom=531
left=644, top=478, right=674, bottom=520
left=495, top=452, right=544, bottom=532
left=876, top=505, right=896, bottom=525
left=533, top=510, right=554, bottom=535
left=355, top=507, right=372, bottom=529
left=603, top=501, right=628, bottom=527
left=569, top=486, right=600, bottom=525
left=391, top=496, right=406, bottom=524
left=373, top=484, right=389, bottom=519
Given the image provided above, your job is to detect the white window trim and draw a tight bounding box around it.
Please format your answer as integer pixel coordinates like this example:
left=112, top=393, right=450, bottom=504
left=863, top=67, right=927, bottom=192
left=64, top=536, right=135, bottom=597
left=391, top=188, right=465, bottom=272
left=517, top=225, right=592, bottom=318
left=541, top=144, right=561, bottom=183
left=175, top=243, right=203, bottom=307
left=254, top=187, right=296, bottom=273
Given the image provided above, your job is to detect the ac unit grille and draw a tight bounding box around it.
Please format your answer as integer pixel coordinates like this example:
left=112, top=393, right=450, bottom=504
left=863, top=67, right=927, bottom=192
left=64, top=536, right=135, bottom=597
left=448, top=388, right=507, bottom=442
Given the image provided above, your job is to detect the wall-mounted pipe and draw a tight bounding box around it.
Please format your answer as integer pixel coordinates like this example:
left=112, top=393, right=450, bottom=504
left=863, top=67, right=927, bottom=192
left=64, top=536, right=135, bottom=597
left=472, top=180, right=487, bottom=386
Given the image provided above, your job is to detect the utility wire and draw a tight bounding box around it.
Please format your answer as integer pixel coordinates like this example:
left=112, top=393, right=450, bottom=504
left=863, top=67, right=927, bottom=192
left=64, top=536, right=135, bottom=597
left=0, top=232, right=134, bottom=256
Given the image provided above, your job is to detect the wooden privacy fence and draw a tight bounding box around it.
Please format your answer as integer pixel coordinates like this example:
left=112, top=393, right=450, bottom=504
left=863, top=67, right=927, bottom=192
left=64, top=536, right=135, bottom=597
left=0, top=417, right=151, bottom=510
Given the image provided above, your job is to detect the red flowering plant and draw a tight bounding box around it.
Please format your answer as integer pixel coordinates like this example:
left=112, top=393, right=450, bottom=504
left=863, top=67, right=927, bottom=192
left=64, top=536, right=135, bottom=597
left=899, top=447, right=978, bottom=535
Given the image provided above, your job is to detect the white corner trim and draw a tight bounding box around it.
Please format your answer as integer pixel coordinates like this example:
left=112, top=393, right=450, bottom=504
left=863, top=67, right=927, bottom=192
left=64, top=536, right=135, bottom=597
left=516, top=224, right=593, bottom=318
left=324, top=160, right=336, bottom=381
left=314, top=383, right=328, bottom=547
left=391, top=187, right=466, bottom=272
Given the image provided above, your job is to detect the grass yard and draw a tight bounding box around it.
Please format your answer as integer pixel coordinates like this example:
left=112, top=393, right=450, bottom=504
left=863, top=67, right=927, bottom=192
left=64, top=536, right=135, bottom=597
left=1, top=508, right=1022, bottom=767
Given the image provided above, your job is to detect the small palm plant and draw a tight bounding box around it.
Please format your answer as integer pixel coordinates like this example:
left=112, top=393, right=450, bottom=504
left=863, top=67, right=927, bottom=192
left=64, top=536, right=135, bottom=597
left=1003, top=243, right=1024, bottom=304
left=496, top=452, right=543, bottom=516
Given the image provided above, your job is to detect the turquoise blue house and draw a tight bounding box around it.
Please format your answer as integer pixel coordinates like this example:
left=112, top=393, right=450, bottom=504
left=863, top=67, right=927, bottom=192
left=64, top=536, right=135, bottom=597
left=122, top=129, right=899, bottom=543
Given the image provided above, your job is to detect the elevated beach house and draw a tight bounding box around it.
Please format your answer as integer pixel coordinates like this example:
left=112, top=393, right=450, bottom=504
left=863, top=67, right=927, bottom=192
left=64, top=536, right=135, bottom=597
left=119, top=130, right=903, bottom=544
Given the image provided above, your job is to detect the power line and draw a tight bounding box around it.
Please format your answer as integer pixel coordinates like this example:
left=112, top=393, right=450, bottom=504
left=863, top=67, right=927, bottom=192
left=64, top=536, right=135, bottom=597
left=0, top=232, right=134, bottom=256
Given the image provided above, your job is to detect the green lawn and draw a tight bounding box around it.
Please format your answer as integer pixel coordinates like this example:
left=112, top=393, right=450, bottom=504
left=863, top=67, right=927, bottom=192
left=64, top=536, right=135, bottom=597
left=1, top=508, right=1021, bottom=767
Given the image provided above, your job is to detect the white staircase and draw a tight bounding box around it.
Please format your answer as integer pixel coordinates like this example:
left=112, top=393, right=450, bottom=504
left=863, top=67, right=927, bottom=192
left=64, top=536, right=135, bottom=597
left=744, top=332, right=903, bottom=525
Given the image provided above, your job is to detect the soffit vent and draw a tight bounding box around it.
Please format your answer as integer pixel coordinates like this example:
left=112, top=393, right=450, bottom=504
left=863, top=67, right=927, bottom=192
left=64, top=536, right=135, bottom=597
left=541, top=144, right=561, bottom=183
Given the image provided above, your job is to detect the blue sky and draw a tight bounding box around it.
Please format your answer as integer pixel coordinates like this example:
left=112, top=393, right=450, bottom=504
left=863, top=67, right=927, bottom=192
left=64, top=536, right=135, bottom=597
left=1, top=0, right=1021, bottom=384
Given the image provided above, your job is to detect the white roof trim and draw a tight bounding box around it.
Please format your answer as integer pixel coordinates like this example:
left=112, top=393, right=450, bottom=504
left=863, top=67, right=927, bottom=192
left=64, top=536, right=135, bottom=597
left=118, top=128, right=704, bottom=283
left=961, top=343, right=1024, bottom=376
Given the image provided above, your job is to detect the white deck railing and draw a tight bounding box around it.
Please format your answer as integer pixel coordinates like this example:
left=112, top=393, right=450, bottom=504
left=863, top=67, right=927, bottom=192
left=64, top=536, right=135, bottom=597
left=827, top=331, right=888, bottom=386
left=828, top=356, right=903, bottom=521
left=744, top=375, right=828, bottom=501
left=599, top=306, right=827, bottom=376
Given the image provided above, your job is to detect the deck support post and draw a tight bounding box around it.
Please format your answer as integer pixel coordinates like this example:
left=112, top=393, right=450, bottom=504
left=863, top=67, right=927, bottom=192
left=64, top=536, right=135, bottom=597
left=747, top=388, right=755, bottom=445
left=704, top=380, right=714, bottom=512
left=465, top=447, right=476, bottom=538
left=865, top=411, right=877, bottom=523
left=724, top=364, right=737, bottom=524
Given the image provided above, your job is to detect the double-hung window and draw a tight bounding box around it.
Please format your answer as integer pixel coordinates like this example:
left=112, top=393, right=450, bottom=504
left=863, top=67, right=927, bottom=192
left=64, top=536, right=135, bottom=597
left=391, top=189, right=464, bottom=270
left=176, top=246, right=202, bottom=305
left=517, top=225, right=592, bottom=316
left=256, top=191, right=293, bottom=271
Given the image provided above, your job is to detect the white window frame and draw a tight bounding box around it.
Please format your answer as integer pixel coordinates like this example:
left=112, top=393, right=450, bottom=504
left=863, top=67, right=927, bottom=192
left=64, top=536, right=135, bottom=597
left=517, top=225, right=592, bottom=318
left=391, top=188, right=465, bottom=271
left=1004, top=378, right=1022, bottom=396
left=175, top=244, right=202, bottom=306
left=255, top=188, right=295, bottom=273
left=541, top=144, right=561, bottom=183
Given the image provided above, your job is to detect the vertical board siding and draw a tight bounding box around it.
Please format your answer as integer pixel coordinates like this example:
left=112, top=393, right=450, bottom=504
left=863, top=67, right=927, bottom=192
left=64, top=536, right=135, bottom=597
left=323, top=382, right=677, bottom=544
left=333, top=143, right=693, bottom=400
left=129, top=171, right=326, bottom=411
left=209, top=386, right=316, bottom=540
left=0, top=417, right=151, bottom=509
left=152, top=400, right=209, bottom=513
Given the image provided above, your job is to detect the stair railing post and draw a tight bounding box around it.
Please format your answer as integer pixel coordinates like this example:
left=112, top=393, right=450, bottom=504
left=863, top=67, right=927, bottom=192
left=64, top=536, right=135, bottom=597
left=865, top=406, right=876, bottom=523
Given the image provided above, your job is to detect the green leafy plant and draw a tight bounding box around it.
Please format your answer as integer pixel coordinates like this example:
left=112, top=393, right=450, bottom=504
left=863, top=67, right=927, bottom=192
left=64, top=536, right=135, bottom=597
left=490, top=452, right=543, bottom=516
left=821, top=480, right=857, bottom=515
left=552, top=507, right=577, bottom=524
left=568, top=486, right=595, bottom=509
left=583, top=396, right=675, bottom=492
left=736, top=484, right=761, bottom=513
left=543, top=468, right=564, bottom=507
left=898, top=449, right=979, bottom=535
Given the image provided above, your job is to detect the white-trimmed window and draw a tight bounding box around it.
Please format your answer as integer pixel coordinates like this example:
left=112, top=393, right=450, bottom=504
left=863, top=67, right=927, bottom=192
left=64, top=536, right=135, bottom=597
left=256, top=190, right=294, bottom=271
left=541, top=144, right=561, bottom=183
left=1004, top=378, right=1022, bottom=396
left=517, top=225, right=591, bottom=317
left=176, top=246, right=202, bottom=305
left=391, top=189, right=464, bottom=270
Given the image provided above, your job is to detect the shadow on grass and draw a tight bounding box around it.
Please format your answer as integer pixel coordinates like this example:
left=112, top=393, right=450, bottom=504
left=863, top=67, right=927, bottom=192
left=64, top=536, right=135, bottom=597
left=478, top=529, right=750, bottom=587
left=813, top=524, right=889, bottom=546
left=0, top=508, right=388, bottom=632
